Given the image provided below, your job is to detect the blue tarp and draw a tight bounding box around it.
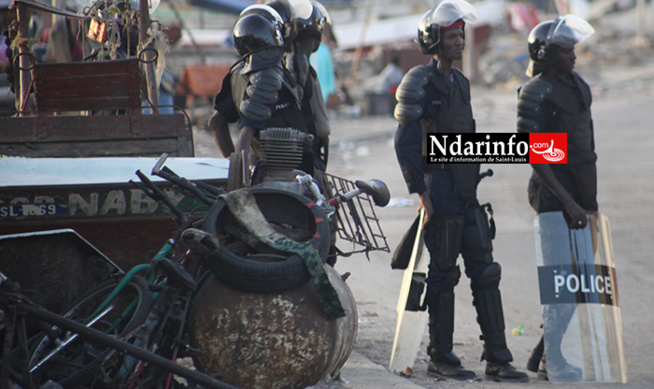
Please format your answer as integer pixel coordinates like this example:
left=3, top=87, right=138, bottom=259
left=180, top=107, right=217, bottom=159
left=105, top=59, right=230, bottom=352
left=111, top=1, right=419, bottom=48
left=188, top=0, right=254, bottom=14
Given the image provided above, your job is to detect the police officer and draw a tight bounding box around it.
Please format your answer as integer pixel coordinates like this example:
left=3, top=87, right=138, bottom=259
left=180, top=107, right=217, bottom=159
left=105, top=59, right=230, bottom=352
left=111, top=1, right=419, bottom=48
left=394, top=0, right=527, bottom=381
left=517, top=15, right=596, bottom=381
left=268, top=0, right=331, bottom=172
left=208, top=4, right=290, bottom=160
left=208, top=4, right=311, bottom=189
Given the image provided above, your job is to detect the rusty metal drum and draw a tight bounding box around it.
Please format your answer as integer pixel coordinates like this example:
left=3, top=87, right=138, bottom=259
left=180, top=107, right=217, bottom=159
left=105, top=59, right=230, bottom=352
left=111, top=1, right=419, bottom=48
left=188, top=265, right=357, bottom=389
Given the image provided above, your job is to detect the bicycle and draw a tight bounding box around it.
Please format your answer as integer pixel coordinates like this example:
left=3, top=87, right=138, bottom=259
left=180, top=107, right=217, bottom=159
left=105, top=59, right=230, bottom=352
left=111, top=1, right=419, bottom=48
left=0, top=156, right=235, bottom=389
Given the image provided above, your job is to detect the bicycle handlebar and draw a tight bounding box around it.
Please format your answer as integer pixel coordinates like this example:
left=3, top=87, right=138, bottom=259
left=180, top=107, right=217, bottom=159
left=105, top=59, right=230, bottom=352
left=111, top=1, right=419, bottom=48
left=131, top=170, right=188, bottom=227
left=151, top=153, right=223, bottom=205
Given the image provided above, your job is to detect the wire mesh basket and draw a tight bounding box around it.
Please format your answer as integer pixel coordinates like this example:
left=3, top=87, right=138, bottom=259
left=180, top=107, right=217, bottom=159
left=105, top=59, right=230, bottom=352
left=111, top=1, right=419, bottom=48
left=325, top=173, right=390, bottom=255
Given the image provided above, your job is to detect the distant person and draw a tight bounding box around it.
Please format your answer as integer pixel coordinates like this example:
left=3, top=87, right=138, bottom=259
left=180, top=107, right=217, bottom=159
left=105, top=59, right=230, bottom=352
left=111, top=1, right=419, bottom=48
left=310, top=22, right=336, bottom=102
left=377, top=56, right=404, bottom=95
left=516, top=15, right=596, bottom=382
left=394, top=0, right=528, bottom=381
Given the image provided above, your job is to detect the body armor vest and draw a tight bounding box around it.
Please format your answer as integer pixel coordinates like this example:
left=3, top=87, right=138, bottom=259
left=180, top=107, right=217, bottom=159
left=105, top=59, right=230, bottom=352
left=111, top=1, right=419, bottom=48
left=422, top=67, right=479, bottom=201
left=519, top=72, right=597, bottom=211
left=231, top=62, right=305, bottom=132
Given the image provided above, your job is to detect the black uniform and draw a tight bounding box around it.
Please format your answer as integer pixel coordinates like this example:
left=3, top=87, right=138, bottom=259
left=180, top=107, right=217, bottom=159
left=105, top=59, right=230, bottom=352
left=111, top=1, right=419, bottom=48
left=517, top=71, right=597, bottom=214
left=394, top=58, right=513, bottom=365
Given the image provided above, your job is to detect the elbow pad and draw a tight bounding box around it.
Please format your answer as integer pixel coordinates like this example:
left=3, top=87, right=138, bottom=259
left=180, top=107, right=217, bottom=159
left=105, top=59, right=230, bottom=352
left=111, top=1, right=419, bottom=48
left=239, top=67, right=284, bottom=123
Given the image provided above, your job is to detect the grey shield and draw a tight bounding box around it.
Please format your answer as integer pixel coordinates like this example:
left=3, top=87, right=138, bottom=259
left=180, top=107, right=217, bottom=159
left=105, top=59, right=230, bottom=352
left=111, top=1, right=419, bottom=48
left=534, top=211, right=627, bottom=383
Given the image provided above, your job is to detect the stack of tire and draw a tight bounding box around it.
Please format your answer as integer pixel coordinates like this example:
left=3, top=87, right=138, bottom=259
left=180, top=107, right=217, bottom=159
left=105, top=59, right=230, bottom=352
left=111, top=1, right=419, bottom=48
left=188, top=188, right=358, bottom=389
left=199, top=187, right=331, bottom=292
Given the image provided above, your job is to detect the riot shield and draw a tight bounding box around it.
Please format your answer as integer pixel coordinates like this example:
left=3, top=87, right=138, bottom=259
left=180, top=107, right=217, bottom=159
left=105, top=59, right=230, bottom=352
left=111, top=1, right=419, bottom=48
left=534, top=211, right=627, bottom=383
left=389, top=209, right=429, bottom=375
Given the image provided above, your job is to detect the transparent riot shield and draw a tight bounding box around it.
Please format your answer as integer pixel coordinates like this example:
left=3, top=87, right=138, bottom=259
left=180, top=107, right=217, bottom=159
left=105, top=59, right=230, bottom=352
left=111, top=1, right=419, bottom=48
left=534, top=211, right=627, bottom=383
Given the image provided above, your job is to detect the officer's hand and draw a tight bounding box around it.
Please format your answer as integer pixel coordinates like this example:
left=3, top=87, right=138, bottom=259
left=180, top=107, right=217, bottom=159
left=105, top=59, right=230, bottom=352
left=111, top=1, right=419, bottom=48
left=564, top=201, right=587, bottom=229
left=418, top=193, right=433, bottom=229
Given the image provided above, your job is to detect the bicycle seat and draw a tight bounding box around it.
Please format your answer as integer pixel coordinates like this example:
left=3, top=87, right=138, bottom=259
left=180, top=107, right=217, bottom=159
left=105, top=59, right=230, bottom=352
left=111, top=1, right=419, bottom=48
left=355, top=179, right=391, bottom=207
left=157, top=257, right=197, bottom=291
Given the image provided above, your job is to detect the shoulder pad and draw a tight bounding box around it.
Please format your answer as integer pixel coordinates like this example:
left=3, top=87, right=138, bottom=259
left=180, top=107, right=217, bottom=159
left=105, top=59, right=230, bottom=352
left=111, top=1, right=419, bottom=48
left=394, top=65, right=430, bottom=124
left=395, top=65, right=430, bottom=103
left=519, top=76, right=552, bottom=103
left=517, top=76, right=552, bottom=133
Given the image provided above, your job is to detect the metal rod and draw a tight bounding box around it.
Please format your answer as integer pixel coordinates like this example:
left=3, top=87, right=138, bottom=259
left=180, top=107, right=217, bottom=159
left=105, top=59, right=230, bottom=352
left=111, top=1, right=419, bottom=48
left=30, top=305, right=115, bottom=373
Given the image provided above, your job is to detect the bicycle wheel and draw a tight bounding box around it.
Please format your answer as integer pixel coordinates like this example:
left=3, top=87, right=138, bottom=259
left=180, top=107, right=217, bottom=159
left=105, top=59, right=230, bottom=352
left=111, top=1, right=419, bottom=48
left=28, top=276, right=152, bottom=388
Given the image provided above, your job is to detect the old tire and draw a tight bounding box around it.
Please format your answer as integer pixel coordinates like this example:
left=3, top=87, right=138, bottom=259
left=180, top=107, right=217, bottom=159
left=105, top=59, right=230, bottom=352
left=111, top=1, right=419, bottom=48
left=202, top=188, right=330, bottom=292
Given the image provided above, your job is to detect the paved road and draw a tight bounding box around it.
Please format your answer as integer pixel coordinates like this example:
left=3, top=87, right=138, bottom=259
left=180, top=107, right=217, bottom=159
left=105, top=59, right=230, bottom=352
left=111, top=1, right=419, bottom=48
left=193, top=58, right=654, bottom=388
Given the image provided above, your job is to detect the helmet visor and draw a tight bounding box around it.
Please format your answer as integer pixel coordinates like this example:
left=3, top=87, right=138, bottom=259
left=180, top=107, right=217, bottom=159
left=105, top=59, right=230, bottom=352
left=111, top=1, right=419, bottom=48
left=548, top=15, right=595, bottom=48
left=428, top=0, right=478, bottom=27
left=289, top=0, right=314, bottom=19
left=240, top=4, right=285, bottom=31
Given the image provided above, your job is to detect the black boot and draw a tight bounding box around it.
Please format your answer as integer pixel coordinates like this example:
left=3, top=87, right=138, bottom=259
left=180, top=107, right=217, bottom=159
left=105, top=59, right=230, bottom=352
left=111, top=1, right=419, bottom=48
left=472, top=264, right=528, bottom=382
left=427, top=312, right=476, bottom=380
left=428, top=360, right=476, bottom=380
left=485, top=361, right=529, bottom=382
left=526, top=335, right=544, bottom=373
left=426, top=268, right=475, bottom=380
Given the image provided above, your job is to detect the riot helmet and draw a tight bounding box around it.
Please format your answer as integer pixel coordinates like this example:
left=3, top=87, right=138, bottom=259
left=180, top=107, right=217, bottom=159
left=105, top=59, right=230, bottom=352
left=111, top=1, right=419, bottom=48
left=416, top=0, right=477, bottom=55
left=528, top=15, right=594, bottom=64
left=526, top=15, right=594, bottom=76
left=265, top=0, right=296, bottom=45
left=233, top=12, right=285, bottom=58
left=289, top=0, right=329, bottom=52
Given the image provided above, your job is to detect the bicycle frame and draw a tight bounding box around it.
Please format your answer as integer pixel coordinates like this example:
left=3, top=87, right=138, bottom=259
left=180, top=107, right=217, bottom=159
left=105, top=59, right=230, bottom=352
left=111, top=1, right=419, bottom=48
left=0, top=157, right=228, bottom=388
left=0, top=287, right=237, bottom=389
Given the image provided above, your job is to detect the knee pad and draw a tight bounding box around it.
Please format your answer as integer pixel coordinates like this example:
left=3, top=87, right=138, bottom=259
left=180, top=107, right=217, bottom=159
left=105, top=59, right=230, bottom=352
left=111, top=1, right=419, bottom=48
left=442, top=265, right=462, bottom=290
left=425, top=266, right=461, bottom=311
left=474, top=262, right=502, bottom=291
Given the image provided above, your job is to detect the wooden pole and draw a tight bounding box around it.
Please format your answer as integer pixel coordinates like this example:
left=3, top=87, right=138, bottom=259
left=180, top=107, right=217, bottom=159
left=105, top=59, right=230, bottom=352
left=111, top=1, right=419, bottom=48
left=139, top=0, right=160, bottom=113
left=349, top=0, right=376, bottom=80
left=635, top=0, right=650, bottom=47
left=463, top=25, right=476, bottom=82
left=16, top=2, right=31, bottom=114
